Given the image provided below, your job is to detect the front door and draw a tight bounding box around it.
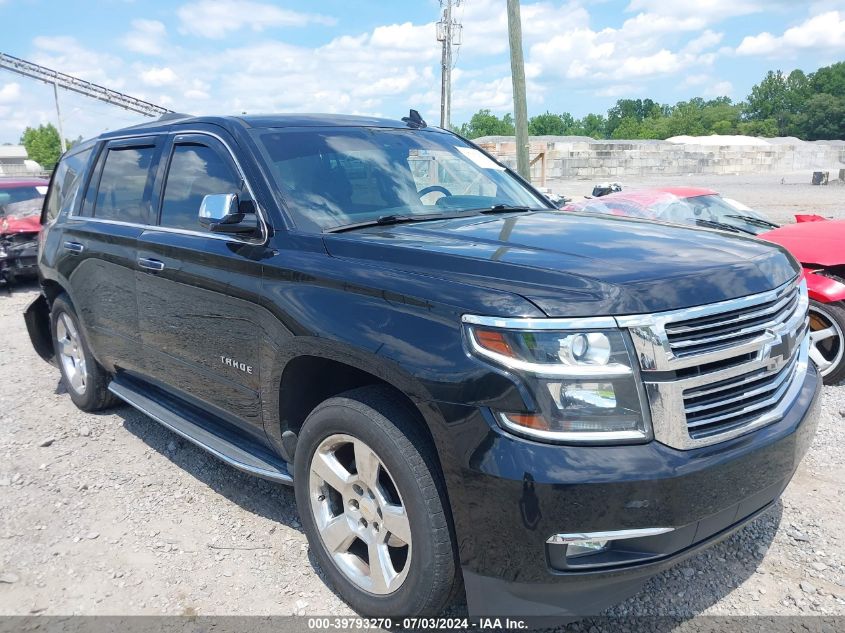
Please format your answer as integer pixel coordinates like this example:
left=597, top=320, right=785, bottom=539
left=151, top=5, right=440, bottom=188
left=135, top=132, right=270, bottom=441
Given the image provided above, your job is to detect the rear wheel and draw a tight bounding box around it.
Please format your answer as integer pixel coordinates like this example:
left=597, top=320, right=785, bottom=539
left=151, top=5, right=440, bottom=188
left=294, top=385, right=457, bottom=617
left=50, top=294, right=118, bottom=411
left=809, top=300, right=845, bottom=385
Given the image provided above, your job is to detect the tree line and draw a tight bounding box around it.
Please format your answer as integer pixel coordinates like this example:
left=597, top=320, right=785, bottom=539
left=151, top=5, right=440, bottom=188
left=454, top=62, right=845, bottom=141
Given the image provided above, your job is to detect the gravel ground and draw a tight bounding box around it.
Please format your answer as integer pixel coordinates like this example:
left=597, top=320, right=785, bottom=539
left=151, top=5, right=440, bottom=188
left=1, top=174, right=844, bottom=626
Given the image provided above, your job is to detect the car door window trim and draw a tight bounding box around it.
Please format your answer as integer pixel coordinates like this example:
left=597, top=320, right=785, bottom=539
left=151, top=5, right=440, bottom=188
left=69, top=130, right=270, bottom=246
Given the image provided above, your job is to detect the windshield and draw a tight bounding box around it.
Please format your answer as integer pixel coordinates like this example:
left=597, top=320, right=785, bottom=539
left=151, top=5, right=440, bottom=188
left=0, top=185, right=47, bottom=216
left=568, top=192, right=776, bottom=235
left=253, top=127, right=547, bottom=232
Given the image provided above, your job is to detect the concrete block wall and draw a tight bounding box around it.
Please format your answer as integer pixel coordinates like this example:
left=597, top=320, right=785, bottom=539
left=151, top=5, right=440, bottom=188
left=474, top=136, right=845, bottom=182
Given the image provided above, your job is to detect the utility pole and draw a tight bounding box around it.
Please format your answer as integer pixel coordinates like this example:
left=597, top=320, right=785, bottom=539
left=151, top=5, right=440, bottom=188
left=52, top=81, right=66, bottom=154
left=437, top=0, right=462, bottom=130
left=506, top=0, right=530, bottom=180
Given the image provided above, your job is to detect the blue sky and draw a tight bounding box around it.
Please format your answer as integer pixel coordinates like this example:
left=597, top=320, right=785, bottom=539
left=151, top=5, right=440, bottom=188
left=1, top=0, right=844, bottom=143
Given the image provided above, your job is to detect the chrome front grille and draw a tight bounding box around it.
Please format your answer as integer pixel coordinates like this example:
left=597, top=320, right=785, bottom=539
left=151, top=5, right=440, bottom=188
left=665, top=282, right=799, bottom=357
left=617, top=277, right=810, bottom=450
left=683, top=349, right=800, bottom=439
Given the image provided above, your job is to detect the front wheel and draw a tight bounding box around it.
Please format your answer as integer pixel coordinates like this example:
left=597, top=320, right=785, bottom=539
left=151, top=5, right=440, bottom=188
left=809, top=300, right=845, bottom=385
left=294, top=386, right=458, bottom=617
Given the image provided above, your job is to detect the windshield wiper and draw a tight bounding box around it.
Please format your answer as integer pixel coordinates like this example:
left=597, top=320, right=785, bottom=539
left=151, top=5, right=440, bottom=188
left=694, top=219, right=757, bottom=235
left=724, top=214, right=780, bottom=229
left=325, top=213, right=465, bottom=233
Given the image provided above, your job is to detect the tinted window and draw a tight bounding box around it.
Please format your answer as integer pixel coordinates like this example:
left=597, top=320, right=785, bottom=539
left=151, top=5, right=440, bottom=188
left=44, top=148, right=92, bottom=222
left=160, top=144, right=241, bottom=231
left=94, top=146, right=156, bottom=223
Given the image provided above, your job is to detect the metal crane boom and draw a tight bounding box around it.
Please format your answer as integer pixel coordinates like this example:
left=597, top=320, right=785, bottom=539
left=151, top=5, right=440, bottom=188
left=0, top=52, right=173, bottom=118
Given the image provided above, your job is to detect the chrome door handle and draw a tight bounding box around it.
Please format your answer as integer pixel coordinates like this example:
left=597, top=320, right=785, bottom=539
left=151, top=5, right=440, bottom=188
left=63, top=241, right=84, bottom=253
left=138, top=257, right=165, bottom=271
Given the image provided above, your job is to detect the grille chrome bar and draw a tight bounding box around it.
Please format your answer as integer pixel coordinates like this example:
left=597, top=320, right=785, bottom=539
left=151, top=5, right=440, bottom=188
left=684, top=352, right=798, bottom=416
left=619, top=277, right=809, bottom=450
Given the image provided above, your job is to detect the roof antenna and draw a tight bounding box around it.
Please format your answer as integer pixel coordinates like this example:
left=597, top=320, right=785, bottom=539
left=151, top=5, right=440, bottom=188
left=402, top=109, right=427, bottom=129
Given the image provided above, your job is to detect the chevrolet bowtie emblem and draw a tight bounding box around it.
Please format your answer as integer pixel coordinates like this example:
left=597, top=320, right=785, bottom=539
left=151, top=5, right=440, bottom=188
left=763, top=328, right=796, bottom=370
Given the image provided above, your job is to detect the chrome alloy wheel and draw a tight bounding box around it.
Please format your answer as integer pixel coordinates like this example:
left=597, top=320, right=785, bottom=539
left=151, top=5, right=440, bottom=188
left=809, top=304, right=844, bottom=378
left=308, top=433, right=412, bottom=595
left=56, top=312, right=87, bottom=395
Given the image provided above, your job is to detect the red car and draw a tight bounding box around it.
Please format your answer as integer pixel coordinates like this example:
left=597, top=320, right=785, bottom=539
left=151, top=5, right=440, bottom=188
left=0, top=177, right=48, bottom=285
left=564, top=187, right=845, bottom=384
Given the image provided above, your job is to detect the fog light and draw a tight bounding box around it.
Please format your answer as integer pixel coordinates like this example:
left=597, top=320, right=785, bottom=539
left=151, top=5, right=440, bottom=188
left=566, top=540, right=609, bottom=559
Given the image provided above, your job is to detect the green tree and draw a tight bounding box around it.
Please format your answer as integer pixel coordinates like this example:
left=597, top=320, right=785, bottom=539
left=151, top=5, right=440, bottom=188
left=744, top=70, right=806, bottom=136
left=610, top=116, right=643, bottom=139
left=455, top=109, right=515, bottom=139
left=20, top=123, right=65, bottom=169
left=578, top=113, right=606, bottom=139
left=809, top=62, right=845, bottom=98
left=737, top=118, right=779, bottom=137
left=795, top=93, right=845, bottom=140
left=528, top=111, right=576, bottom=135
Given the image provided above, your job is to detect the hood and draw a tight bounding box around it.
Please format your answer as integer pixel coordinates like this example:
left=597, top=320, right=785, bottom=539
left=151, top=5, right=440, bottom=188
left=760, top=220, right=845, bottom=268
left=324, top=211, right=800, bottom=317
left=0, top=198, right=42, bottom=236
left=1, top=214, right=41, bottom=236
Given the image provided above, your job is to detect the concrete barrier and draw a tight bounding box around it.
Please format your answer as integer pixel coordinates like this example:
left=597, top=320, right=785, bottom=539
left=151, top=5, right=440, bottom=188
left=474, top=136, right=845, bottom=182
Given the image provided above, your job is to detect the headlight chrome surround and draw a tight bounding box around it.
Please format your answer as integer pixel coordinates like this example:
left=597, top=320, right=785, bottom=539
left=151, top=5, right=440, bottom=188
left=462, top=314, right=652, bottom=444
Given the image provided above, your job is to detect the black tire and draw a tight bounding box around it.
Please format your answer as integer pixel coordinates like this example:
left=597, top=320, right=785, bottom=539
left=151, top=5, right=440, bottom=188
left=50, top=294, right=118, bottom=411
left=294, top=385, right=458, bottom=617
left=810, top=300, right=845, bottom=385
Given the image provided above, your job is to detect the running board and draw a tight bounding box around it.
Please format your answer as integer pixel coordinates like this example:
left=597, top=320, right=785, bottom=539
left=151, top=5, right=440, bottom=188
left=108, top=379, right=293, bottom=485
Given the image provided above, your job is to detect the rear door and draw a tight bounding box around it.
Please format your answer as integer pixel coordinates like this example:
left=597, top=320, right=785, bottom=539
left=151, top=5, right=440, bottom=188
left=60, top=136, right=162, bottom=374
left=135, top=131, right=269, bottom=440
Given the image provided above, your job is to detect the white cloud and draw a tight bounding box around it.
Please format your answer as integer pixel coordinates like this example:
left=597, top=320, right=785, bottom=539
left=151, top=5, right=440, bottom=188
left=140, top=66, right=178, bottom=86
left=177, top=0, right=336, bottom=39
left=737, top=10, right=845, bottom=56
left=124, top=19, right=167, bottom=56
left=0, top=83, right=21, bottom=103
left=707, top=80, right=733, bottom=96
left=625, top=0, right=772, bottom=22
left=684, top=30, right=724, bottom=54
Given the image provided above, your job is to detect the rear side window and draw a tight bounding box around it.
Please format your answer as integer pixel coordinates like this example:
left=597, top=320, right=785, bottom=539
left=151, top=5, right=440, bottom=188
left=160, top=143, right=241, bottom=231
left=44, top=148, right=93, bottom=223
left=93, top=146, right=156, bottom=223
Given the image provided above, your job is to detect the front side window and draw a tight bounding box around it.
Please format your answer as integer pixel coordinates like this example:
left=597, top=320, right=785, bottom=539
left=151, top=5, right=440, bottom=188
left=253, top=127, right=546, bottom=232
left=160, top=144, right=242, bottom=231
left=44, top=148, right=92, bottom=222
left=94, top=146, right=156, bottom=223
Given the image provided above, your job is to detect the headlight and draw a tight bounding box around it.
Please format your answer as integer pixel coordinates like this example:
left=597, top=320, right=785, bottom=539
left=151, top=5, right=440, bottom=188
left=464, top=319, right=650, bottom=444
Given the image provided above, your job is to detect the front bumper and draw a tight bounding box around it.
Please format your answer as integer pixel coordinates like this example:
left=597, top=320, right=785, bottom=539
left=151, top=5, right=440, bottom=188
left=0, top=233, right=39, bottom=282
left=449, top=363, right=822, bottom=620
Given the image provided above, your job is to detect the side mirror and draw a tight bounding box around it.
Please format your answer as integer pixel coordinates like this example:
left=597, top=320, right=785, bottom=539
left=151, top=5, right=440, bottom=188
left=199, top=193, right=259, bottom=235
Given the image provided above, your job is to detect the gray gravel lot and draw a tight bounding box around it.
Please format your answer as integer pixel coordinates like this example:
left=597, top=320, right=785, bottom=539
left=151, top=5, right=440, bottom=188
left=1, top=174, right=844, bottom=626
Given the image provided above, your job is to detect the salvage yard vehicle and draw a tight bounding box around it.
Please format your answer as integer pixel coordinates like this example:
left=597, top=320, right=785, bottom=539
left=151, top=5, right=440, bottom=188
left=24, top=112, right=820, bottom=621
left=564, top=187, right=845, bottom=384
left=0, top=177, right=48, bottom=285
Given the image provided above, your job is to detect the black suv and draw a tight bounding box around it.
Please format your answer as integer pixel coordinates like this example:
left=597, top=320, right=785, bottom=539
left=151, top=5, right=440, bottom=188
left=26, top=112, right=820, bottom=621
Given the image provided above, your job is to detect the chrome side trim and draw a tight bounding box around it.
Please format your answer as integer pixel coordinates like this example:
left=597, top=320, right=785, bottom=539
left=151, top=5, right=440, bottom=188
left=108, top=382, right=293, bottom=485
left=462, top=314, right=617, bottom=330
left=547, top=527, right=674, bottom=545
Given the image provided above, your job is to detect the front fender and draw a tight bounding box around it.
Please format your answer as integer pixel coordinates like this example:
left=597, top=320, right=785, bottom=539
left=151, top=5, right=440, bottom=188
left=805, top=268, right=845, bottom=303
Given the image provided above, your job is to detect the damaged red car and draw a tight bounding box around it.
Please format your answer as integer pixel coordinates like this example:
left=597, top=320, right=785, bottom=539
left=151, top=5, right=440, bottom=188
left=563, top=187, right=845, bottom=384
left=0, top=177, right=48, bottom=285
